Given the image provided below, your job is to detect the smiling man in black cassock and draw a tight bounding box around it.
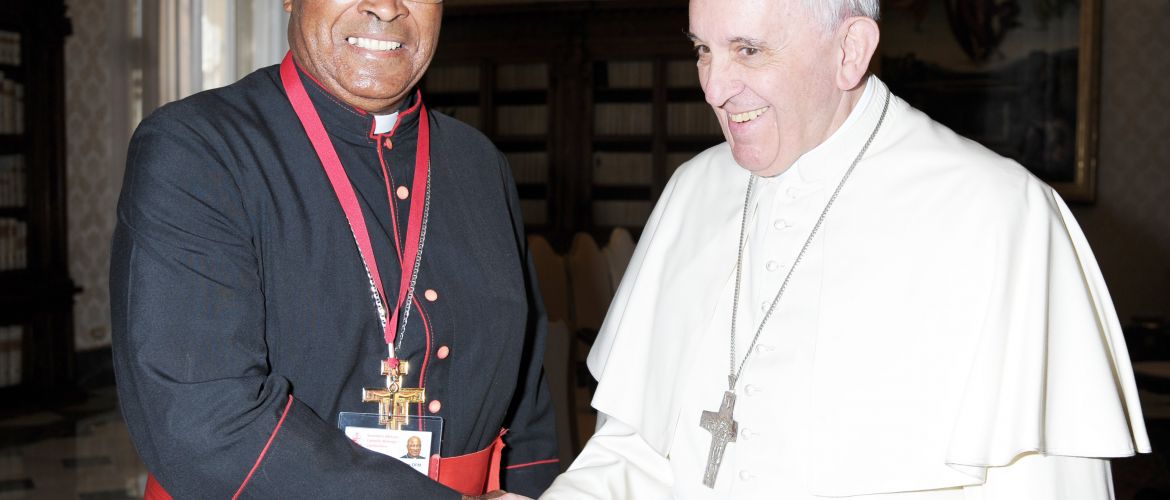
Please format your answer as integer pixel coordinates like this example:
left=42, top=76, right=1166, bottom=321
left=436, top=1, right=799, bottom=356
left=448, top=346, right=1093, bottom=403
left=110, top=1, right=557, bottom=498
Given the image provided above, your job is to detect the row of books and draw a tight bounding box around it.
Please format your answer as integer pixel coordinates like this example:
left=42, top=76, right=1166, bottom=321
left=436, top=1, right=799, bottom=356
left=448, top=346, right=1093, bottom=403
left=599, top=61, right=654, bottom=89
left=665, top=60, right=701, bottom=88
left=0, top=74, right=24, bottom=134
left=435, top=106, right=482, bottom=131
left=666, top=102, right=722, bottom=135
left=594, top=103, right=654, bottom=135
left=593, top=102, right=720, bottom=136
left=508, top=150, right=701, bottom=190
left=497, top=64, right=548, bottom=91
left=592, top=151, right=714, bottom=187
left=425, top=59, right=700, bottom=94
left=0, top=155, right=25, bottom=207
left=440, top=100, right=716, bottom=140
left=0, top=218, right=27, bottom=271
left=0, top=31, right=20, bottom=66
left=425, top=65, right=480, bottom=93
left=505, top=151, right=549, bottom=185
left=593, top=152, right=653, bottom=186
left=425, top=63, right=552, bottom=93
left=497, top=105, right=548, bottom=136
left=0, top=325, right=22, bottom=387
left=598, top=60, right=702, bottom=89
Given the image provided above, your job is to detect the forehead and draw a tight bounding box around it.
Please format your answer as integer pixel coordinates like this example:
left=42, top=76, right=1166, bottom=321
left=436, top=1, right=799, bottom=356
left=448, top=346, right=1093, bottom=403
left=688, top=0, right=805, bottom=43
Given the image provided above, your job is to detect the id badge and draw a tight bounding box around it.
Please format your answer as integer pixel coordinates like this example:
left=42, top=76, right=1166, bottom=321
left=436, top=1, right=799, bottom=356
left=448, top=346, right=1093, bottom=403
left=339, top=412, right=444, bottom=476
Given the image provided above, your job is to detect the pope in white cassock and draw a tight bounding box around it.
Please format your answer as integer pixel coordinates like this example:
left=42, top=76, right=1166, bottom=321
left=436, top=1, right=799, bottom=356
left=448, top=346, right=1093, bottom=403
left=540, top=0, right=1151, bottom=499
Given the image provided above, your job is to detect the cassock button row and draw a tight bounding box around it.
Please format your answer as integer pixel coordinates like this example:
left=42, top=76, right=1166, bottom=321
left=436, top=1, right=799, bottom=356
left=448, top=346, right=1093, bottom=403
left=428, top=400, right=442, bottom=413
left=754, top=344, right=775, bottom=356
left=437, top=345, right=450, bottom=359
left=760, top=301, right=770, bottom=312
left=396, top=186, right=410, bottom=200
left=786, top=187, right=802, bottom=199
left=424, top=289, right=438, bottom=302
left=739, top=470, right=755, bottom=481
left=744, top=384, right=761, bottom=396
left=765, top=261, right=780, bottom=272
left=773, top=219, right=792, bottom=230
left=740, top=427, right=756, bottom=440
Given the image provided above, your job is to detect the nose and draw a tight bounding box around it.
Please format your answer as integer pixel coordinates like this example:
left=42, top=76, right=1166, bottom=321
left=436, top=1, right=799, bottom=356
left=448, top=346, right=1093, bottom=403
left=701, top=56, right=742, bottom=108
left=356, top=0, right=407, bottom=22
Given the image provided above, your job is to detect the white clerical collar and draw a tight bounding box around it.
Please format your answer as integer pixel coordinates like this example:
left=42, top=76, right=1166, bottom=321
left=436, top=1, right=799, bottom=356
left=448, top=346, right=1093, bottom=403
left=373, top=112, right=399, bottom=134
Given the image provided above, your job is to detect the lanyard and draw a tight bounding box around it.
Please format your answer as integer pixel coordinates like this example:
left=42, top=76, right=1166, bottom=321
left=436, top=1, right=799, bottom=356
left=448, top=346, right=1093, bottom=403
left=279, top=52, right=431, bottom=359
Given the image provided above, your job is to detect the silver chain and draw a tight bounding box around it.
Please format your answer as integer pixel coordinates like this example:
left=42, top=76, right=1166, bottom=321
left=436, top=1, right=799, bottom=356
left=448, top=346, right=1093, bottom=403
left=728, top=89, right=890, bottom=390
left=362, top=251, right=387, bottom=333
left=356, top=163, right=433, bottom=358
left=394, top=164, right=431, bottom=352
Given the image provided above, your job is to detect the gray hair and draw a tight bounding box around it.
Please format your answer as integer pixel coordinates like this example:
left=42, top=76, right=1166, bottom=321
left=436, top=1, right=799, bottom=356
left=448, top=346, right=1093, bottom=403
left=803, top=0, right=881, bottom=32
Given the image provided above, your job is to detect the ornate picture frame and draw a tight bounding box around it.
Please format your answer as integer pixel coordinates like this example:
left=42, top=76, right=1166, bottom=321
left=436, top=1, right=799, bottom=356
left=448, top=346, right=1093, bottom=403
left=878, top=0, right=1101, bottom=202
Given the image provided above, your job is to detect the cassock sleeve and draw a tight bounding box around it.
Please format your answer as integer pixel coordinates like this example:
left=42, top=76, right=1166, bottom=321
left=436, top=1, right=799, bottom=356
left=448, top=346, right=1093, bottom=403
left=540, top=412, right=673, bottom=499
left=493, top=151, right=560, bottom=496
left=110, top=113, right=462, bottom=499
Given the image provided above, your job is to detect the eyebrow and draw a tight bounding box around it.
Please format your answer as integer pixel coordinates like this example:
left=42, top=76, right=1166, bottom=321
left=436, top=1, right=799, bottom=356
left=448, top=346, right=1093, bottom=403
left=728, top=36, right=769, bottom=48
left=683, top=31, right=770, bottom=49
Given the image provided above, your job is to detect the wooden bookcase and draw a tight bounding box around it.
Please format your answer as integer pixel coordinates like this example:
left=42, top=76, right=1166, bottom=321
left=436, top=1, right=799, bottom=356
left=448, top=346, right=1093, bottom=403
left=425, top=1, right=722, bottom=451
left=425, top=0, right=722, bottom=249
left=0, top=1, right=76, bottom=405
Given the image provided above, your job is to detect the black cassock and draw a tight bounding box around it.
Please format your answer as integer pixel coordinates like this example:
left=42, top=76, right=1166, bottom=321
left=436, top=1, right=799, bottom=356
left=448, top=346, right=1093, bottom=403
left=111, top=64, right=558, bottom=498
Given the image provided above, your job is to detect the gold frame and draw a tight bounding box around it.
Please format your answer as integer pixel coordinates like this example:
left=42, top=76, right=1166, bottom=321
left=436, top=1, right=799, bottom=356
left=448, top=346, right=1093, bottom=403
left=878, top=0, right=1102, bottom=202
left=1064, top=0, right=1101, bottom=202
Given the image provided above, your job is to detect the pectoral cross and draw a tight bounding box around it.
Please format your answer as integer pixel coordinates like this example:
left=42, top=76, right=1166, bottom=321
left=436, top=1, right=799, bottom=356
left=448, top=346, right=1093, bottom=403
left=362, top=358, right=426, bottom=430
left=699, top=391, right=738, bottom=488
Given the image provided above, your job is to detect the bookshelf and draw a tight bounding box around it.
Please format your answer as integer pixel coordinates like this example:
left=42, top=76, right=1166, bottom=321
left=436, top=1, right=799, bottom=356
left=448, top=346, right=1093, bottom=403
left=0, top=1, right=76, bottom=404
left=588, top=57, right=722, bottom=234
left=425, top=61, right=555, bottom=230
left=426, top=0, right=724, bottom=456
left=427, top=0, right=723, bottom=249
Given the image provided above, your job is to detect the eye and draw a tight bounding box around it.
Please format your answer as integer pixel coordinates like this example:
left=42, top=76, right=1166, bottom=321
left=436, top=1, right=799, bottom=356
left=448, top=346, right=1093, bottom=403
left=739, top=46, right=760, bottom=57
left=693, top=44, right=711, bottom=59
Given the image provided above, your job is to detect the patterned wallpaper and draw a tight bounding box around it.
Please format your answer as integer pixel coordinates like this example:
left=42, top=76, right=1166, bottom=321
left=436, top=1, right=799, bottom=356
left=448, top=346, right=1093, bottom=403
left=59, top=0, right=1170, bottom=351
left=64, top=0, right=126, bottom=351
left=1070, top=0, right=1170, bottom=323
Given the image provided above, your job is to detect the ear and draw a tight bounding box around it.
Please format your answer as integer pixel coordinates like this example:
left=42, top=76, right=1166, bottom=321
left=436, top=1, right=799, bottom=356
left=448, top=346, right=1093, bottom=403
left=283, top=0, right=294, bottom=13
left=835, top=17, right=880, bottom=91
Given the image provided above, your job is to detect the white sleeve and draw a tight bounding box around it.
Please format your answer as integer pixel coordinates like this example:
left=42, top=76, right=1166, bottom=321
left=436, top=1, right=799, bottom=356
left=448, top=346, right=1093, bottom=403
left=540, top=412, right=675, bottom=499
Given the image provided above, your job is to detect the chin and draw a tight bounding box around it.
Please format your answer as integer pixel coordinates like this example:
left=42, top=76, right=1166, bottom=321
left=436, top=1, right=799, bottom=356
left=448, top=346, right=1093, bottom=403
left=729, top=146, right=771, bottom=173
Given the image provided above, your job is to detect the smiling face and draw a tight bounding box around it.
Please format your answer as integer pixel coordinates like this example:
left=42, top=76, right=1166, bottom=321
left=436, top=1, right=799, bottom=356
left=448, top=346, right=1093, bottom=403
left=284, top=0, right=442, bottom=113
left=689, top=0, right=852, bottom=176
left=406, top=436, right=422, bottom=457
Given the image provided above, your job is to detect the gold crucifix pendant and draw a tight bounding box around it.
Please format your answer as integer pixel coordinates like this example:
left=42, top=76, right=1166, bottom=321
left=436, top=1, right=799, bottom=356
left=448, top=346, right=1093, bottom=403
left=362, top=359, right=426, bottom=430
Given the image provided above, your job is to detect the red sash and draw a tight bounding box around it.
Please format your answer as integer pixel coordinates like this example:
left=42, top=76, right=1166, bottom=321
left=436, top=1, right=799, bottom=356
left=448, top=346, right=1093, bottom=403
left=429, top=428, right=508, bottom=496
left=144, top=429, right=507, bottom=498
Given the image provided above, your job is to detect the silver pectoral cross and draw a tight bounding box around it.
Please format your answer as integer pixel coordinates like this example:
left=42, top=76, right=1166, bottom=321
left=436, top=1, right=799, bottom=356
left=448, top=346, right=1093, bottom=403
left=699, top=390, right=738, bottom=488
